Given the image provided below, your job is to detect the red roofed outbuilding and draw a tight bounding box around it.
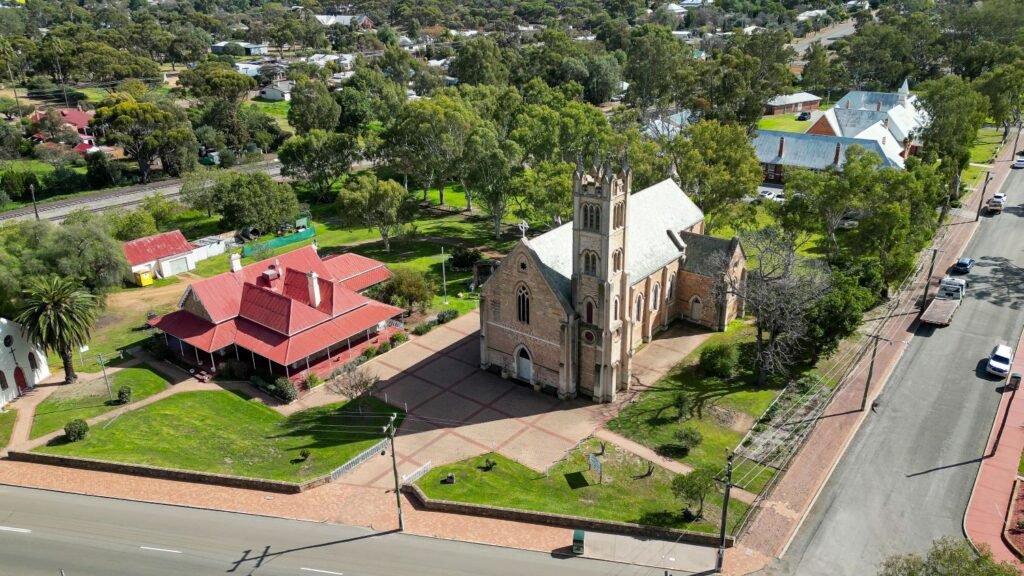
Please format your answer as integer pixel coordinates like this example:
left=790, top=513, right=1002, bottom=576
left=148, top=245, right=401, bottom=383
left=123, top=230, right=197, bottom=278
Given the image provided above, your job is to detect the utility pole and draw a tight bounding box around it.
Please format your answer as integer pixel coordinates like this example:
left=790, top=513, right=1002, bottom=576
left=97, top=353, right=112, bottom=400
left=29, top=184, right=39, bottom=221
left=861, top=336, right=881, bottom=411
left=715, top=451, right=734, bottom=573
left=921, top=248, right=940, bottom=308
left=440, top=247, right=448, bottom=305
left=384, top=413, right=404, bottom=531
left=976, top=173, right=992, bottom=221
left=1014, top=120, right=1022, bottom=160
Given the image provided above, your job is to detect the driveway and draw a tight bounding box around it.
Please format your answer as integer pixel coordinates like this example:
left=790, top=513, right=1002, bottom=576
left=341, top=311, right=714, bottom=489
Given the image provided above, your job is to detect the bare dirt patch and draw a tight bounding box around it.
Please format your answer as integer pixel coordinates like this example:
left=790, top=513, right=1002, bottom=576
left=47, top=375, right=113, bottom=401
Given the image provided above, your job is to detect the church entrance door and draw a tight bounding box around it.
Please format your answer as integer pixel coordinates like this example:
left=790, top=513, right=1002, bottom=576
left=14, top=366, right=27, bottom=394
left=516, top=348, right=533, bottom=383
left=690, top=297, right=703, bottom=323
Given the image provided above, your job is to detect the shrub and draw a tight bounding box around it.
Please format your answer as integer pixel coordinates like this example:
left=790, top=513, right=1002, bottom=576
left=363, top=345, right=378, bottom=359
left=436, top=309, right=459, bottom=324
left=116, top=385, right=133, bottom=405
left=305, top=373, right=323, bottom=388
left=699, top=343, right=739, bottom=378
left=390, top=332, right=408, bottom=346
left=300, top=448, right=311, bottom=461
left=274, top=377, right=298, bottom=403
left=378, top=341, right=392, bottom=354
left=378, top=267, right=434, bottom=311
left=412, top=322, right=434, bottom=336
left=675, top=426, right=703, bottom=456
left=64, top=419, right=89, bottom=442
left=450, top=246, right=482, bottom=269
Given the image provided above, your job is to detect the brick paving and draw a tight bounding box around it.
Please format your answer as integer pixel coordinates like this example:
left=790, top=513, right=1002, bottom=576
left=725, top=133, right=1017, bottom=575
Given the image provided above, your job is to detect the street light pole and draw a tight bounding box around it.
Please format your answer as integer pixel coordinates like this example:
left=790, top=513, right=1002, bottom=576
left=861, top=336, right=880, bottom=411
left=384, top=413, right=404, bottom=531
left=921, top=248, right=940, bottom=308
left=715, top=451, right=734, bottom=573
left=976, top=173, right=992, bottom=221
left=97, top=353, right=112, bottom=400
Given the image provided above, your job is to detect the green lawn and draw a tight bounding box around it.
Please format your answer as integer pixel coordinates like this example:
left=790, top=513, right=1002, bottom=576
left=248, top=99, right=292, bottom=132
left=30, top=366, right=172, bottom=439
left=970, top=128, right=1004, bottom=164
left=35, top=391, right=402, bottom=482
left=418, top=440, right=749, bottom=534
left=0, top=409, right=16, bottom=449
left=607, top=322, right=785, bottom=494
left=757, top=114, right=811, bottom=133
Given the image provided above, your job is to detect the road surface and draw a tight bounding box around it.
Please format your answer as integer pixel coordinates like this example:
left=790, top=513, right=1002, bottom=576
left=789, top=18, right=858, bottom=60
left=0, top=162, right=282, bottom=224
left=0, top=485, right=658, bottom=576
left=764, top=169, right=1024, bottom=574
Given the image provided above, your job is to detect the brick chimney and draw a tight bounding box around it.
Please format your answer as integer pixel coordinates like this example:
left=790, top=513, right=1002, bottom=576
left=307, top=271, right=321, bottom=307
left=833, top=142, right=842, bottom=165
left=876, top=102, right=881, bottom=112
left=883, top=118, right=889, bottom=129
left=230, top=253, right=242, bottom=273
left=778, top=136, right=785, bottom=158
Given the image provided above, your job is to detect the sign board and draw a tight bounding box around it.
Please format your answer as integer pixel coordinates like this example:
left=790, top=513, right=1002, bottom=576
left=588, top=453, right=603, bottom=484
left=79, top=345, right=90, bottom=353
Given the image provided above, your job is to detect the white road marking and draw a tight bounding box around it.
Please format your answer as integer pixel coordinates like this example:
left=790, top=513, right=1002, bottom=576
left=0, top=526, right=31, bottom=533
left=139, top=546, right=182, bottom=554
left=300, top=568, right=343, bottom=575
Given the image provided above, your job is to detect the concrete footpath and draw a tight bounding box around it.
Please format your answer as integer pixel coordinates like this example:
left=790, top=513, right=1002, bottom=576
left=964, top=324, right=1024, bottom=566
left=726, top=134, right=1018, bottom=575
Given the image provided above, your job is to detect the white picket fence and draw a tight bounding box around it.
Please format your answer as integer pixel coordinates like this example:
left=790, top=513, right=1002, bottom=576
left=401, top=461, right=433, bottom=485
left=330, top=437, right=389, bottom=481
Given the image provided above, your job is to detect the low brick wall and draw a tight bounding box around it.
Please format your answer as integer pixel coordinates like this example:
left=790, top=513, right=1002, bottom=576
left=1003, top=478, right=1024, bottom=560
left=402, top=483, right=732, bottom=547
left=8, top=451, right=321, bottom=494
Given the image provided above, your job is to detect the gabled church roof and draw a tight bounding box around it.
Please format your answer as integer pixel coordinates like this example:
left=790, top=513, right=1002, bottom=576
left=527, top=179, right=705, bottom=302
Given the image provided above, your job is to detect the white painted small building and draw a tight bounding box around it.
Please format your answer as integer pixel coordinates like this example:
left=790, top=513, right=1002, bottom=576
left=0, top=318, right=50, bottom=409
left=235, top=62, right=262, bottom=77
left=260, top=80, right=294, bottom=102
left=123, top=230, right=198, bottom=279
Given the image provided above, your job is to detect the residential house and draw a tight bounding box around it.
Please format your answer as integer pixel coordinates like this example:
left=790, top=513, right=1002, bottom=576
left=123, top=230, right=199, bottom=280
left=479, top=163, right=745, bottom=402
left=664, top=3, right=688, bottom=17
left=677, top=0, right=712, bottom=7
left=260, top=80, right=294, bottom=102
left=645, top=110, right=693, bottom=139
left=149, top=246, right=401, bottom=381
left=807, top=80, right=927, bottom=156
left=29, top=107, right=95, bottom=144
left=0, top=318, right=50, bottom=410
left=314, top=14, right=374, bottom=30
left=753, top=130, right=904, bottom=184
left=797, top=9, right=827, bottom=21
left=234, top=62, right=262, bottom=77
left=765, top=91, right=822, bottom=115
left=211, top=41, right=269, bottom=56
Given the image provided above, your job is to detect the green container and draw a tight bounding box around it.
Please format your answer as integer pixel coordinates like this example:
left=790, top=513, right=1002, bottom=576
left=572, top=529, right=585, bottom=555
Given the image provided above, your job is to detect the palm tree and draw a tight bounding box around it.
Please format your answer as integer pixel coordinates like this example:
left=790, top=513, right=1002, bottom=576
left=15, top=276, right=98, bottom=384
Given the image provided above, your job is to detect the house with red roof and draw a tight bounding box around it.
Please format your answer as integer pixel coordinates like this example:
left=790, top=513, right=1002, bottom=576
left=29, top=107, right=96, bottom=144
left=148, top=245, right=401, bottom=382
left=123, top=230, right=198, bottom=279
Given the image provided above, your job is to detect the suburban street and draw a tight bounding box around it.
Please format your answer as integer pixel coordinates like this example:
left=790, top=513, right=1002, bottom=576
left=789, top=18, right=859, bottom=59
left=0, top=485, right=659, bottom=576
left=765, top=168, right=1024, bottom=574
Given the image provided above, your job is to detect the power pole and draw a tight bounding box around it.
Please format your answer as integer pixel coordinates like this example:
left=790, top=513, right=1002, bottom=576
left=440, top=247, right=448, bottom=305
left=384, top=413, right=404, bottom=531
left=861, top=336, right=881, bottom=411
left=29, top=184, right=39, bottom=221
left=921, top=248, right=940, bottom=307
left=1014, top=120, right=1023, bottom=160
left=97, top=353, right=112, bottom=400
left=715, top=451, right=734, bottom=573
left=976, top=173, right=992, bottom=221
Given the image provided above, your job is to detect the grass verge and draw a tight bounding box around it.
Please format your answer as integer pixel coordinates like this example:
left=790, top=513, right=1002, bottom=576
left=35, top=391, right=402, bottom=482
left=31, top=366, right=172, bottom=439
left=757, top=114, right=811, bottom=133
left=418, top=439, right=749, bottom=534
left=0, top=409, right=16, bottom=449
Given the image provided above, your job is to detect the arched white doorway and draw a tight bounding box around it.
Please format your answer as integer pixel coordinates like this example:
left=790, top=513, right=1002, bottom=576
left=690, top=296, right=703, bottom=323
left=516, top=346, right=533, bottom=383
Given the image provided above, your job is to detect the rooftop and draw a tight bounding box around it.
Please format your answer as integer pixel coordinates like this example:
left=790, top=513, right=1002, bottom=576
left=122, top=230, right=194, bottom=266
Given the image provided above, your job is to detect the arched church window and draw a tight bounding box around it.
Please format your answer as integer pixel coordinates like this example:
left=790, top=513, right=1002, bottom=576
left=613, top=202, right=625, bottom=229
left=614, top=297, right=620, bottom=321
left=652, top=284, right=661, bottom=310
left=635, top=294, right=644, bottom=320
left=582, top=204, right=601, bottom=231
left=583, top=251, right=599, bottom=276
left=667, top=275, right=676, bottom=302
left=613, top=249, right=622, bottom=272
left=517, top=285, right=530, bottom=324
left=585, top=300, right=595, bottom=324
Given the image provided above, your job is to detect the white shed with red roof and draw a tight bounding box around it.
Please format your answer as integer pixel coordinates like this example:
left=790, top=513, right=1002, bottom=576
left=122, top=230, right=197, bottom=279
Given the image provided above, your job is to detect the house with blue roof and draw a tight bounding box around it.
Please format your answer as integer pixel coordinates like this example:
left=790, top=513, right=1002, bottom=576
left=753, top=130, right=904, bottom=184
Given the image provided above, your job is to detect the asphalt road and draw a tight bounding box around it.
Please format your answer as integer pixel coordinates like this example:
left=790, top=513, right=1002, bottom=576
left=789, top=18, right=858, bottom=60
left=0, top=485, right=659, bottom=576
left=765, top=170, right=1024, bottom=574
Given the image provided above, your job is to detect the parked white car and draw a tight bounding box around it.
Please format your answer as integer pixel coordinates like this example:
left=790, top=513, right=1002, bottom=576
left=987, top=344, right=1014, bottom=378
left=759, top=189, right=783, bottom=203
left=1013, top=158, right=1024, bottom=169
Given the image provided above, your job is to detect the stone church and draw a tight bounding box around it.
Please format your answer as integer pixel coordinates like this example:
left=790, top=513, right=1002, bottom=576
left=479, top=161, right=746, bottom=402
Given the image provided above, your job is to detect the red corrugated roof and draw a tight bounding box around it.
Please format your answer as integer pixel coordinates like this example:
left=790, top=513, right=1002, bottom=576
left=151, top=245, right=400, bottom=365
left=122, top=230, right=194, bottom=266
left=322, top=253, right=393, bottom=291
left=342, top=266, right=393, bottom=292
left=29, top=108, right=93, bottom=129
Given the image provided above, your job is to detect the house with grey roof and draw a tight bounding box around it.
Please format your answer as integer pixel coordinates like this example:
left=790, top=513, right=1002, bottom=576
left=753, top=129, right=903, bottom=184
left=211, top=41, right=268, bottom=56
left=808, top=79, right=927, bottom=156
left=765, top=91, right=822, bottom=115
left=314, top=15, right=374, bottom=29
left=479, top=164, right=745, bottom=403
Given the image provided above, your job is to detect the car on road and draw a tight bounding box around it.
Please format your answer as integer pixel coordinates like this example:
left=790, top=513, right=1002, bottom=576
left=758, top=188, right=784, bottom=203
left=987, top=344, right=1014, bottom=378
left=1013, top=157, right=1024, bottom=169
left=951, top=257, right=976, bottom=274
left=993, top=192, right=1007, bottom=203
left=797, top=111, right=811, bottom=121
